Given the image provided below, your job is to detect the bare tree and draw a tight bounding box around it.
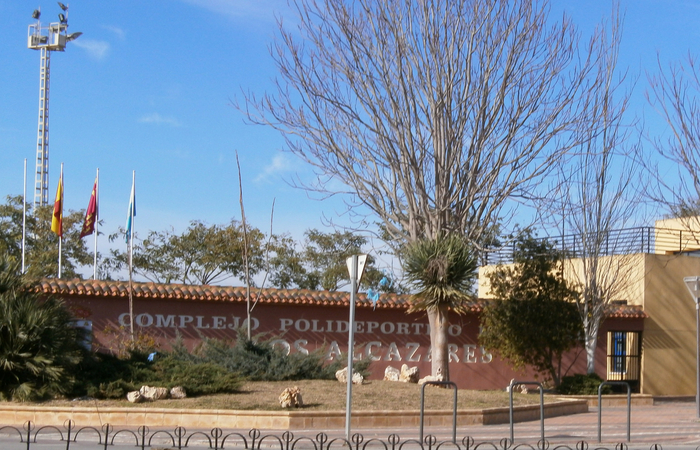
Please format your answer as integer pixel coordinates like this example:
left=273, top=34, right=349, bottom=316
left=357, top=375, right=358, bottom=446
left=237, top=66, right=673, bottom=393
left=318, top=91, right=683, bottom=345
left=242, top=0, right=612, bottom=380
left=542, top=9, right=643, bottom=375
left=647, top=54, right=700, bottom=226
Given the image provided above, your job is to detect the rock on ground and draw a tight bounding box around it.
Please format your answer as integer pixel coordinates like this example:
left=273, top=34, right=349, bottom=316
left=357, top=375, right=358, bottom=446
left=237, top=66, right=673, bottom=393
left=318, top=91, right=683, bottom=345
left=170, top=386, right=187, bottom=399
left=336, top=367, right=364, bottom=384
left=139, top=386, right=170, bottom=401
left=384, top=366, right=400, bottom=381
left=418, top=374, right=444, bottom=386
left=399, top=364, right=420, bottom=383
left=279, top=386, right=303, bottom=408
left=126, top=391, right=144, bottom=403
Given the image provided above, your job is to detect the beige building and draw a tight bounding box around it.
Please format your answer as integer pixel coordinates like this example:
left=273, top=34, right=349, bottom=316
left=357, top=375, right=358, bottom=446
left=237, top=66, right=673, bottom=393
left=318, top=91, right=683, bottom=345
left=478, top=218, right=700, bottom=395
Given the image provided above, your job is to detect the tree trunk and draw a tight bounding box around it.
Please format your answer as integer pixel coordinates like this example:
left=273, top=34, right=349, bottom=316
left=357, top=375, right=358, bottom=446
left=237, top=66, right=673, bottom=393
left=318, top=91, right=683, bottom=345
left=427, top=304, right=450, bottom=381
left=586, top=331, right=598, bottom=375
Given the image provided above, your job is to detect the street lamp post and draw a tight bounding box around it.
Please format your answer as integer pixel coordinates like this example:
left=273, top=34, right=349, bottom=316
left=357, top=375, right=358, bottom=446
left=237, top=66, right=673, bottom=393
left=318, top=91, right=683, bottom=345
left=683, top=276, right=700, bottom=419
left=345, top=255, right=367, bottom=439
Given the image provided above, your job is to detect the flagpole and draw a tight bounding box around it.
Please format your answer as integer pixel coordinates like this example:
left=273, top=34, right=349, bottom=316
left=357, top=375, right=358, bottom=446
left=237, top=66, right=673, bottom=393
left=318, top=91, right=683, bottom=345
left=93, top=168, right=99, bottom=279
left=58, top=163, right=63, bottom=279
left=22, top=159, right=27, bottom=274
left=128, top=170, right=135, bottom=341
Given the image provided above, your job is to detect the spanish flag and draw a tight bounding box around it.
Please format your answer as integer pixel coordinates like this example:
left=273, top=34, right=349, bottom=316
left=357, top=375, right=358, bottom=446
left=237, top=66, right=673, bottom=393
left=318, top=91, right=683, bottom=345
left=80, top=177, right=98, bottom=238
left=51, top=175, right=63, bottom=237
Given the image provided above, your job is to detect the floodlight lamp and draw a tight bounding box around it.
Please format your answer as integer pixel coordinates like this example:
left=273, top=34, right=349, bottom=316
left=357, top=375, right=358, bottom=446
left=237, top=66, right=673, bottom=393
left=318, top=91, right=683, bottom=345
left=58, top=2, right=68, bottom=11
left=58, top=13, right=67, bottom=24
left=32, top=9, right=41, bottom=20
left=66, top=31, right=82, bottom=42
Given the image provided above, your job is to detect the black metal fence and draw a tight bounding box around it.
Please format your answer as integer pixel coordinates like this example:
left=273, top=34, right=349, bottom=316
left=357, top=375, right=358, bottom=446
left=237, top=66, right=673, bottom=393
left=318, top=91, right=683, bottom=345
left=0, top=422, right=676, bottom=450
left=479, top=226, right=700, bottom=266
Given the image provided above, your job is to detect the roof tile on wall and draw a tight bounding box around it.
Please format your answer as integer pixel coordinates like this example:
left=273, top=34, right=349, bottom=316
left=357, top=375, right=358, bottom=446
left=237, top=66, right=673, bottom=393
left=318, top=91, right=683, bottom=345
left=34, top=278, right=645, bottom=318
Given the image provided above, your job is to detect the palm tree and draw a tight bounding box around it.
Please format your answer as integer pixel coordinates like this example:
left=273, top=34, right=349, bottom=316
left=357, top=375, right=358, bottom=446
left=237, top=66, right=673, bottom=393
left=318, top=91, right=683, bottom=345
left=402, top=234, right=477, bottom=381
left=0, top=256, right=84, bottom=400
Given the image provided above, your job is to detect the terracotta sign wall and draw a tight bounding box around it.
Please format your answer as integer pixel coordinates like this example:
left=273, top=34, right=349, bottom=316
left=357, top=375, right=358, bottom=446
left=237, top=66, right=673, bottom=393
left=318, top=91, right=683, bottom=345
left=64, top=293, right=639, bottom=390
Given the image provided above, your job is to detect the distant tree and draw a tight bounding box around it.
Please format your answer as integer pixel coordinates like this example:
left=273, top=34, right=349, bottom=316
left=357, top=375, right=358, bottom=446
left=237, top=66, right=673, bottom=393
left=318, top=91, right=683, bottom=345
left=480, top=232, right=582, bottom=387
left=104, top=220, right=266, bottom=285
left=647, top=54, right=700, bottom=225
left=267, top=229, right=390, bottom=292
left=542, top=11, right=643, bottom=375
left=0, top=195, right=92, bottom=279
left=0, top=256, right=85, bottom=400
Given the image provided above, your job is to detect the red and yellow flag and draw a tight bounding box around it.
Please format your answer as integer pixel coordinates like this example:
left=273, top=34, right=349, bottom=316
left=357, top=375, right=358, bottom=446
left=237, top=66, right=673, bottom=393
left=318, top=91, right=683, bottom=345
left=80, top=177, right=98, bottom=238
left=51, top=175, right=63, bottom=237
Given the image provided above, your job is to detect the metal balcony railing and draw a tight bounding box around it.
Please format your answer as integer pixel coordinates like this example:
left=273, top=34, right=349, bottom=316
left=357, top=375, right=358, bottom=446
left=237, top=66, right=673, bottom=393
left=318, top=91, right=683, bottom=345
left=479, top=226, right=700, bottom=266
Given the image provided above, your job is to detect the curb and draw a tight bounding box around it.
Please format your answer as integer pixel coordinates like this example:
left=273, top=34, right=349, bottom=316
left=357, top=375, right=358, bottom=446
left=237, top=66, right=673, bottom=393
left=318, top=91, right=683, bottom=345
left=0, top=400, right=587, bottom=430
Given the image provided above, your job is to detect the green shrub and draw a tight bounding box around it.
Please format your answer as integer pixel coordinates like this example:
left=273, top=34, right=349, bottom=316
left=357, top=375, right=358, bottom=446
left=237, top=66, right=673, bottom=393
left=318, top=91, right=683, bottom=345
left=71, top=352, right=147, bottom=398
left=74, top=351, right=242, bottom=398
left=184, top=332, right=371, bottom=381
left=557, top=373, right=612, bottom=395
left=148, top=357, right=242, bottom=396
left=0, top=258, right=85, bottom=401
left=87, top=380, right=132, bottom=399
left=72, top=330, right=372, bottom=399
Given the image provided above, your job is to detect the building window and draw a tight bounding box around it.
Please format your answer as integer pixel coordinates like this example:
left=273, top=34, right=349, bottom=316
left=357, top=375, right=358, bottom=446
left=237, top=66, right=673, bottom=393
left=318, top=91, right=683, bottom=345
left=611, top=331, right=626, bottom=373
left=606, top=331, right=641, bottom=382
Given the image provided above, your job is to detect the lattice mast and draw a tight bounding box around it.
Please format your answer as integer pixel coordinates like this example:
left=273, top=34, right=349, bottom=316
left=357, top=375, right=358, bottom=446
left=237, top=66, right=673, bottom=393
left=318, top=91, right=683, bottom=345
left=27, top=4, right=81, bottom=207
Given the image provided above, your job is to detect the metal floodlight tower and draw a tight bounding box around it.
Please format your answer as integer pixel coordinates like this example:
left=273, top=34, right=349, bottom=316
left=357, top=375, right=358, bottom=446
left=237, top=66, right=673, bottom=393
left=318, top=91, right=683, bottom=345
left=27, top=3, right=81, bottom=207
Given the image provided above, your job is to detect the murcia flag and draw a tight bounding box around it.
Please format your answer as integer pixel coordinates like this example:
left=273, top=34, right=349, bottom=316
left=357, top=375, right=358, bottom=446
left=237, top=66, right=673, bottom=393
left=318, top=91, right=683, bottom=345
left=51, top=175, right=63, bottom=237
left=80, top=177, right=98, bottom=238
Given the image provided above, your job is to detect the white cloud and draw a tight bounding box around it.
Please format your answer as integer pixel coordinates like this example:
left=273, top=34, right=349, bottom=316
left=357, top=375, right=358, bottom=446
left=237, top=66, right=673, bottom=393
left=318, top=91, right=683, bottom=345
left=72, top=39, right=110, bottom=60
left=101, top=25, right=126, bottom=40
left=255, top=153, right=294, bottom=182
left=138, top=113, right=183, bottom=127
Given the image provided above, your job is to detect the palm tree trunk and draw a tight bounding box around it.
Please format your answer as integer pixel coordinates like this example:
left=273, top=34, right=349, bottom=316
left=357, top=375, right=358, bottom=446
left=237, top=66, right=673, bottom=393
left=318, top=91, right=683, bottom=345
left=427, top=304, right=450, bottom=380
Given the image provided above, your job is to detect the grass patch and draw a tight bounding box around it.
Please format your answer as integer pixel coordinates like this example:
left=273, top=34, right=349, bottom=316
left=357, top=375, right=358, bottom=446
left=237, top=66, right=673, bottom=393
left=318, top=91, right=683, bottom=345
left=41, top=380, right=550, bottom=411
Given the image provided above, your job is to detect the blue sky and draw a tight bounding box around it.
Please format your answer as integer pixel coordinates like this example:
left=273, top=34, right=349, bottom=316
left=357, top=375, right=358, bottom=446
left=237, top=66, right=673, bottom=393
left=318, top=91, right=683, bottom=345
left=1, top=0, right=699, bottom=273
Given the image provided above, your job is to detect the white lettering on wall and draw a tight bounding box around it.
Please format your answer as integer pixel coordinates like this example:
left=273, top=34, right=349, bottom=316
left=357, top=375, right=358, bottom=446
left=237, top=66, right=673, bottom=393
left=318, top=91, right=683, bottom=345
left=271, top=339, right=291, bottom=355
left=480, top=347, right=493, bottom=363
left=156, top=315, right=176, bottom=328
left=295, top=319, right=310, bottom=332
left=117, top=313, right=258, bottom=331
left=294, top=339, right=309, bottom=355
left=280, top=318, right=293, bottom=331
left=448, top=343, right=459, bottom=362
left=112, top=311, right=491, bottom=364
left=448, top=324, right=462, bottom=336
left=384, top=342, right=402, bottom=361
left=406, top=343, right=422, bottom=362
left=326, top=341, right=342, bottom=361
left=365, top=341, right=382, bottom=361
left=212, top=316, right=226, bottom=329
left=463, top=344, right=477, bottom=363
left=380, top=322, right=396, bottom=334
left=136, top=313, right=153, bottom=327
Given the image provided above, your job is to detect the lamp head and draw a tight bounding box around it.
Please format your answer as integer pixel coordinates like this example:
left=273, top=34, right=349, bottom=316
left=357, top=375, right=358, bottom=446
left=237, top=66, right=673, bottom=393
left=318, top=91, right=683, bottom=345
left=32, top=8, right=41, bottom=20
left=66, top=31, right=82, bottom=42
left=684, top=276, right=700, bottom=304
left=57, top=2, right=68, bottom=11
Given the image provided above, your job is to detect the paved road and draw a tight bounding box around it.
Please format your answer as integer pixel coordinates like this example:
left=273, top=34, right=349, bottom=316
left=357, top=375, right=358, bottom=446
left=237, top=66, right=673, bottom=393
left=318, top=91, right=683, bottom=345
left=1, top=401, right=699, bottom=449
